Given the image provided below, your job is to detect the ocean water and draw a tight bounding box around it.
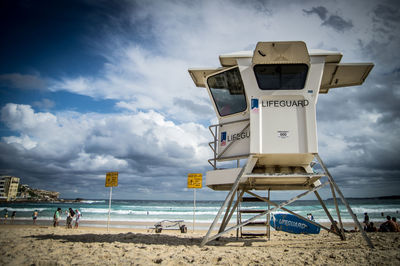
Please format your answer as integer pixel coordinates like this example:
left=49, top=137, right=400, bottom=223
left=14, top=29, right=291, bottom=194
left=1, top=198, right=399, bottom=229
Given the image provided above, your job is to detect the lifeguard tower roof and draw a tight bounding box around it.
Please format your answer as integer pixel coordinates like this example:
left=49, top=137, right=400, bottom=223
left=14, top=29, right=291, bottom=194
left=190, top=48, right=373, bottom=93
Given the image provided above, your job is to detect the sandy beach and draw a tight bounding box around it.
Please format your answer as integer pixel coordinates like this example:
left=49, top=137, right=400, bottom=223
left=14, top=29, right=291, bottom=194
left=0, top=224, right=399, bottom=265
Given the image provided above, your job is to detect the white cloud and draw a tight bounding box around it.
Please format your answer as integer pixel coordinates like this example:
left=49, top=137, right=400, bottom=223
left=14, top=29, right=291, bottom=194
left=1, top=103, right=57, bottom=131
left=1, top=103, right=211, bottom=174
left=69, top=152, right=128, bottom=171
left=3, top=135, right=37, bottom=150
left=50, top=44, right=212, bottom=122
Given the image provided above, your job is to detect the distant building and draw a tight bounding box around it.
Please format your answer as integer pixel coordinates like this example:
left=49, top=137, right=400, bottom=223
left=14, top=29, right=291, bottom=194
left=0, top=176, right=20, bottom=201
left=0, top=178, right=4, bottom=199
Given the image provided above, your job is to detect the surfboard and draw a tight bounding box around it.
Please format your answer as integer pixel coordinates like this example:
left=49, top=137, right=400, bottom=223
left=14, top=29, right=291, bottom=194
left=270, top=213, right=321, bottom=234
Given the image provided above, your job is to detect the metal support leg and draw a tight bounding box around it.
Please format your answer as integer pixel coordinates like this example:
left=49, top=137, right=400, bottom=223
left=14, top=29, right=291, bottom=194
left=267, top=189, right=270, bottom=240
left=201, top=156, right=257, bottom=247
left=330, top=182, right=346, bottom=240
left=236, top=190, right=239, bottom=239
left=218, top=188, right=236, bottom=233
left=314, top=191, right=344, bottom=239
left=315, top=154, right=374, bottom=249
left=219, top=189, right=245, bottom=234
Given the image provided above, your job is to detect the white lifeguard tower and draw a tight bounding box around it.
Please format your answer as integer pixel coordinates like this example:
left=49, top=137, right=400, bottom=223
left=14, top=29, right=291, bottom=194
left=188, top=41, right=374, bottom=247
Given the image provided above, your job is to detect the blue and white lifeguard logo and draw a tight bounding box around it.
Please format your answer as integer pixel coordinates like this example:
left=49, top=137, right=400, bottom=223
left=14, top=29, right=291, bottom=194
left=221, top=131, right=227, bottom=146
left=251, top=98, right=259, bottom=113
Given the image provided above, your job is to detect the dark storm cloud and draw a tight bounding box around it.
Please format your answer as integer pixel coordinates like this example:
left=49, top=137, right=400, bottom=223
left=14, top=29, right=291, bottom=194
left=0, top=139, right=203, bottom=199
left=0, top=143, right=64, bottom=189
left=373, top=3, right=400, bottom=25
left=355, top=1, right=400, bottom=126
left=328, top=166, right=400, bottom=197
left=358, top=2, right=400, bottom=68
left=317, top=72, right=400, bottom=125
left=322, top=15, right=353, bottom=32
left=303, top=6, right=353, bottom=32
left=316, top=56, right=400, bottom=185
left=302, top=6, right=328, bottom=20
left=358, top=40, right=399, bottom=69
left=318, top=81, right=400, bottom=173
left=356, top=74, right=400, bottom=125
left=344, top=135, right=400, bottom=171
left=317, top=94, right=357, bottom=122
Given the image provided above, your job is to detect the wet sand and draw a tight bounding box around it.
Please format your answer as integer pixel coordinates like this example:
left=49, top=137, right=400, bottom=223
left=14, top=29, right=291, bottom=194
left=0, top=224, right=399, bottom=265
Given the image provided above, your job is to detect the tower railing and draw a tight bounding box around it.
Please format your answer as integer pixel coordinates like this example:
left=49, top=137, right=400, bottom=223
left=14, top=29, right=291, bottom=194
left=208, top=118, right=250, bottom=170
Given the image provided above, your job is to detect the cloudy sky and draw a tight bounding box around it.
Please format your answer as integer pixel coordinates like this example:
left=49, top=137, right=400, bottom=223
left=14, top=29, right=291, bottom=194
left=0, top=0, right=399, bottom=200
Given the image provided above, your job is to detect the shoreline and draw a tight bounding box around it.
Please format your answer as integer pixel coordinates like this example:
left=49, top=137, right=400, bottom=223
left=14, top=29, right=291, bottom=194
left=1, top=218, right=385, bottom=231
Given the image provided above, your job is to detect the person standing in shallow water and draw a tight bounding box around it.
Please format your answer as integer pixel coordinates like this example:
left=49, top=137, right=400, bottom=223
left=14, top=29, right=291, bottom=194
left=32, top=210, right=38, bottom=225
left=363, top=213, right=369, bottom=230
left=74, top=209, right=81, bottom=228
left=3, top=209, right=8, bottom=224
left=11, top=211, right=16, bottom=224
left=66, top=210, right=71, bottom=228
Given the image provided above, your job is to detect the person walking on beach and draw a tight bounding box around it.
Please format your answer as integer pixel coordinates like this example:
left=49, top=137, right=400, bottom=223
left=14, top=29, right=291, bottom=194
left=32, top=210, right=38, bottom=225
left=363, top=213, right=369, bottom=224
left=53, top=208, right=61, bottom=227
left=74, top=209, right=81, bottom=228
left=11, top=211, right=16, bottom=224
left=3, top=209, right=8, bottom=224
left=65, top=210, right=70, bottom=228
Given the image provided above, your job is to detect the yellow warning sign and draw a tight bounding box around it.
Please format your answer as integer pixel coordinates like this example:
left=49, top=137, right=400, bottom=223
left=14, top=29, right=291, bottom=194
left=187, top=173, right=202, bottom=188
left=105, top=172, right=118, bottom=187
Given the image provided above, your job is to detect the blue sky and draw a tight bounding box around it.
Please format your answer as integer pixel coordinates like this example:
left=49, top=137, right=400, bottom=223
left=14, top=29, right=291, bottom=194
left=0, top=0, right=399, bottom=200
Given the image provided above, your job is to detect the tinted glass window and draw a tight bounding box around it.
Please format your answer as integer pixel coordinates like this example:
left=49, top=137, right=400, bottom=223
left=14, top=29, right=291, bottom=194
left=207, top=68, right=247, bottom=116
left=254, top=64, right=308, bottom=90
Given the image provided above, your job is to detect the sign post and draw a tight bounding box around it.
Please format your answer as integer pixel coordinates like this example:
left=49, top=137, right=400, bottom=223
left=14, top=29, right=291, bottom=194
left=187, top=173, right=202, bottom=232
left=105, top=172, right=118, bottom=231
